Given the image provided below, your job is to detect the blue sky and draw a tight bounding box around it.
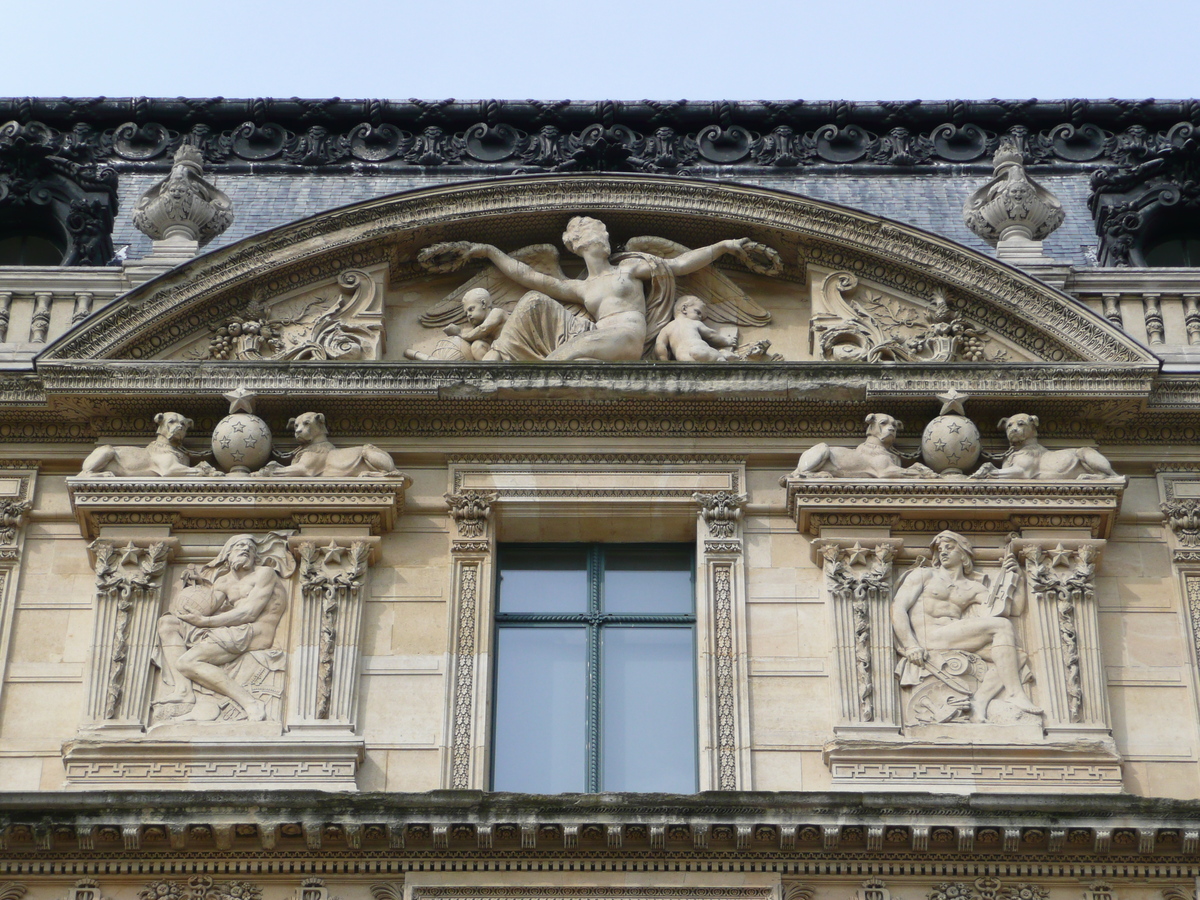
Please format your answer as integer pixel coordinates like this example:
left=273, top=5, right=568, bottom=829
left=3, top=0, right=1197, bottom=101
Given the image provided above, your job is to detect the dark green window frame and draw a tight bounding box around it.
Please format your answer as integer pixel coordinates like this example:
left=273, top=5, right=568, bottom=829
left=491, top=542, right=697, bottom=793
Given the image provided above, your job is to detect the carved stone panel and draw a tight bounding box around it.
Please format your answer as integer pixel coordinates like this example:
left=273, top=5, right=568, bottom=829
left=813, top=538, right=903, bottom=736
left=289, top=537, right=378, bottom=730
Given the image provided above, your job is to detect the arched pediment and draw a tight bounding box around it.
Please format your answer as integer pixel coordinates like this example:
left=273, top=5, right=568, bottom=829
left=42, top=174, right=1155, bottom=368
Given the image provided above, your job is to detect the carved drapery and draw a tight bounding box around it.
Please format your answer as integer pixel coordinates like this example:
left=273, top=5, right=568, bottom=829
left=815, top=538, right=903, bottom=734
left=290, top=537, right=377, bottom=728
left=82, top=538, right=177, bottom=730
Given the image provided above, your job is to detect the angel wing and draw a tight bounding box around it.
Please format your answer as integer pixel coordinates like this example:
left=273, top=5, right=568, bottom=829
left=417, top=245, right=588, bottom=328
left=624, top=236, right=773, bottom=327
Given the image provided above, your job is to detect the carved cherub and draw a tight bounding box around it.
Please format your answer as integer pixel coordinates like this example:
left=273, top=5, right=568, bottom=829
left=79, top=412, right=220, bottom=478
left=655, top=296, right=739, bottom=361
left=444, top=287, right=509, bottom=359
left=255, top=412, right=400, bottom=478
left=783, top=413, right=936, bottom=480
left=972, top=414, right=1121, bottom=480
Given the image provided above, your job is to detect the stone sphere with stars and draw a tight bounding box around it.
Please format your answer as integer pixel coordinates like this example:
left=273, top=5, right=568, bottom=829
left=211, top=410, right=273, bottom=473
left=920, top=410, right=981, bottom=474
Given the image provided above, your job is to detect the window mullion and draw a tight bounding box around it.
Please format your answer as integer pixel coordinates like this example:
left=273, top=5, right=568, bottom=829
left=587, top=546, right=603, bottom=792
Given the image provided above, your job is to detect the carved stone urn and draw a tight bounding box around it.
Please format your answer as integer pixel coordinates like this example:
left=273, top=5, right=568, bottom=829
left=920, top=389, right=981, bottom=475
left=962, top=136, right=1065, bottom=245
left=211, top=387, right=272, bottom=474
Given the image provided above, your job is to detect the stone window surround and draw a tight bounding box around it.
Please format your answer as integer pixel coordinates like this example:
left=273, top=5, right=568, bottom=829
left=442, top=459, right=752, bottom=792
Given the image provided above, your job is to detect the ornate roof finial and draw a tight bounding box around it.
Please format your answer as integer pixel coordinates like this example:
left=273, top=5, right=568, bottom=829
left=963, top=135, right=1065, bottom=264
left=132, top=142, right=234, bottom=251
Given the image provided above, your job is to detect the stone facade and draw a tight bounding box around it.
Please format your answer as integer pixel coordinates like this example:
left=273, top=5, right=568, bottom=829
left=1, top=96, right=1200, bottom=900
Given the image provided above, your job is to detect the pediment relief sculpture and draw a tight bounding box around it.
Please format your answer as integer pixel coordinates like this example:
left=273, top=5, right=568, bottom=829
left=80, top=412, right=220, bottom=478
left=153, top=531, right=295, bottom=725
left=402, top=217, right=782, bottom=362
left=810, top=271, right=1016, bottom=363
left=892, top=531, right=1042, bottom=726
left=177, top=269, right=383, bottom=362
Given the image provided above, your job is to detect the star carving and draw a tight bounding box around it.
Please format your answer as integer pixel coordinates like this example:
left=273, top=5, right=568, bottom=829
left=219, top=436, right=232, bottom=449
left=230, top=421, right=246, bottom=433
left=844, top=542, right=869, bottom=566
left=321, top=541, right=346, bottom=565
left=946, top=422, right=962, bottom=434
left=243, top=435, right=258, bottom=448
left=1048, top=543, right=1073, bottom=567
left=230, top=449, right=245, bottom=461
left=117, top=542, right=142, bottom=566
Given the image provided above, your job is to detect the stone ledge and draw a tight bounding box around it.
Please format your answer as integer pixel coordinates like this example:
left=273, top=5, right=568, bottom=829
left=782, top=476, right=1127, bottom=539
left=823, top=738, right=1123, bottom=795
left=61, top=737, right=364, bottom=791
left=67, top=476, right=409, bottom=540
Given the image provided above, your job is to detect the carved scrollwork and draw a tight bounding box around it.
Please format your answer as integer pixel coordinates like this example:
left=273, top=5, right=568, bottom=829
left=140, top=877, right=261, bottom=900
left=191, top=270, right=382, bottom=362
left=811, top=272, right=1006, bottom=364
left=930, top=879, right=1047, bottom=900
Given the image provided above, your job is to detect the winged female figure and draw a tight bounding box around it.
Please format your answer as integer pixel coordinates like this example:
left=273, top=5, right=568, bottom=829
left=408, top=216, right=781, bottom=362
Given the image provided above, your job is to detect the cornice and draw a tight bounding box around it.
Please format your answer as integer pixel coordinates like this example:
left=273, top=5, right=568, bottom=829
left=30, top=361, right=1161, bottom=400
left=2, top=97, right=1198, bottom=174
left=1, top=791, right=1199, bottom=864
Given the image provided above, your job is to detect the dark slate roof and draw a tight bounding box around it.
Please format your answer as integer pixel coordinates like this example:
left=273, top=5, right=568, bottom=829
left=112, top=170, right=1097, bottom=265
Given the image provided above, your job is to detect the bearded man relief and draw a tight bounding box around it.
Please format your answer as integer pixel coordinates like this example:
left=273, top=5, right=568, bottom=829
left=403, top=219, right=782, bottom=362
left=153, top=532, right=295, bottom=724
left=892, top=531, right=1041, bottom=726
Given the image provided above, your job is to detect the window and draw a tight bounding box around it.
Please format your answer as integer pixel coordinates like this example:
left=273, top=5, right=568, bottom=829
left=491, top=543, right=696, bottom=793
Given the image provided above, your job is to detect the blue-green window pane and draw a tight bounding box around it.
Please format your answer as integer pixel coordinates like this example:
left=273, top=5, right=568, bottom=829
left=498, top=546, right=588, bottom=613
left=492, top=627, right=587, bottom=792
left=601, top=627, right=696, bottom=792
left=602, top=544, right=693, bottom=614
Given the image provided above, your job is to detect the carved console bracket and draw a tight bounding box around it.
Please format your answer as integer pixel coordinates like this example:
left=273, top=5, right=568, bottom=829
left=67, top=478, right=409, bottom=541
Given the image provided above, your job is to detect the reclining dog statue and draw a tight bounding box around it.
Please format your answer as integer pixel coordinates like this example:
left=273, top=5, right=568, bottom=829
left=256, top=412, right=400, bottom=477
left=80, top=412, right=219, bottom=478
left=973, top=413, right=1120, bottom=480
left=782, top=413, right=936, bottom=481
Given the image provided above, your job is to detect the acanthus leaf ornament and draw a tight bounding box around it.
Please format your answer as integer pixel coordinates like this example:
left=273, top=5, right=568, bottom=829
left=445, top=491, right=496, bottom=539
left=694, top=491, right=746, bottom=539
left=810, top=272, right=1006, bottom=364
